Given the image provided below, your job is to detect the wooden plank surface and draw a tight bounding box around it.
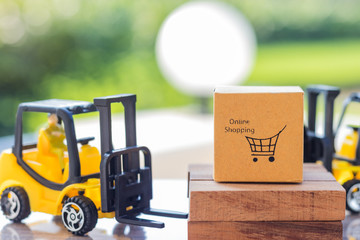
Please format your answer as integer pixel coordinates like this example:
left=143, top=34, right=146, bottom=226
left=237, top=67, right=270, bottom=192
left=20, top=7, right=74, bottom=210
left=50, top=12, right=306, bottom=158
left=188, top=163, right=345, bottom=222
left=188, top=221, right=342, bottom=240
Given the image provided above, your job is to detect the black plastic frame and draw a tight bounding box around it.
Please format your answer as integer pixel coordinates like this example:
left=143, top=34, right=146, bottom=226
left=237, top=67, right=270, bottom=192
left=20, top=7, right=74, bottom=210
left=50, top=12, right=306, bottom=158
left=94, top=94, right=188, bottom=227
left=99, top=146, right=152, bottom=213
left=94, top=94, right=141, bottom=212
left=305, top=85, right=340, bottom=171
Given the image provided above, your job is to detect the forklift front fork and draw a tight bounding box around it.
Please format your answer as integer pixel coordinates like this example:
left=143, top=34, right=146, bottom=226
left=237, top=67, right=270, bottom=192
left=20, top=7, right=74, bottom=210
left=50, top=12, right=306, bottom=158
left=100, top=146, right=188, bottom=228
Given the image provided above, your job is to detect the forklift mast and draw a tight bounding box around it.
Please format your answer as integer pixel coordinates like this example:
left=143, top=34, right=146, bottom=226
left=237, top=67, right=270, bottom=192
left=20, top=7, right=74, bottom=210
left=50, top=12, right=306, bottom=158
left=94, top=94, right=144, bottom=211
left=93, top=94, right=187, bottom=228
left=304, top=85, right=340, bottom=171
left=94, top=94, right=139, bottom=170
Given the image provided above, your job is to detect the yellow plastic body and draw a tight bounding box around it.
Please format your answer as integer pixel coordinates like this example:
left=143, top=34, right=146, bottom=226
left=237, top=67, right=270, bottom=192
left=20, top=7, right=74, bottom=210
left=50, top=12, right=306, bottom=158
left=333, top=129, right=360, bottom=185
left=0, top=144, right=114, bottom=219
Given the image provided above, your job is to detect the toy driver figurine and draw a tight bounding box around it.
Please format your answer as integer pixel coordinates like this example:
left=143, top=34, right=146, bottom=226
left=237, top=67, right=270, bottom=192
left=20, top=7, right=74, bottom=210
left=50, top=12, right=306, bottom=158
left=45, top=114, right=66, bottom=172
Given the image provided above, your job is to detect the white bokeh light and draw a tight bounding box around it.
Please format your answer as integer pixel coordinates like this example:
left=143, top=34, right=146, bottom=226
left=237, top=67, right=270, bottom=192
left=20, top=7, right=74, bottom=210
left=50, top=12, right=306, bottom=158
left=156, top=1, right=257, bottom=97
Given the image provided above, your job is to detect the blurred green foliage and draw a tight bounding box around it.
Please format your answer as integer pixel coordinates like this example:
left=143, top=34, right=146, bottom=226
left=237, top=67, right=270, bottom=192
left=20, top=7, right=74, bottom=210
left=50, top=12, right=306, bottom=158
left=0, top=0, right=360, bottom=136
left=249, top=39, right=360, bottom=86
left=234, top=0, right=360, bottom=43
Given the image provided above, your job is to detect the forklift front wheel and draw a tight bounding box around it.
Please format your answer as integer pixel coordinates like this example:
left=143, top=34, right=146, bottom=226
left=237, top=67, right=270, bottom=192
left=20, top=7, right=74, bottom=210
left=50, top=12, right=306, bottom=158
left=61, top=196, right=98, bottom=236
left=343, top=179, right=360, bottom=214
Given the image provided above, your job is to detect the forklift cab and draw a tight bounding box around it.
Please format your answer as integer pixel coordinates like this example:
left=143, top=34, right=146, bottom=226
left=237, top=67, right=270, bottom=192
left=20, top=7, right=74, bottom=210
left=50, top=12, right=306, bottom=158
left=334, top=92, right=360, bottom=165
left=13, top=99, right=100, bottom=189
left=332, top=93, right=360, bottom=185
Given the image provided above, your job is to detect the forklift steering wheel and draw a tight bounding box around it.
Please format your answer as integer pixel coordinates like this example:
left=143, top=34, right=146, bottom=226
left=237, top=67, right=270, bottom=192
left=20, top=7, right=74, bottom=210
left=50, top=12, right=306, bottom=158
left=76, top=137, right=95, bottom=145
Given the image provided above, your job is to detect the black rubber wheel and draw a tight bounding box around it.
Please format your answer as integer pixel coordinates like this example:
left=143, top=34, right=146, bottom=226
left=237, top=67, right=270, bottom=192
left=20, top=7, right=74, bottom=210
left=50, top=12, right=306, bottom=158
left=61, top=195, right=98, bottom=236
left=343, top=179, right=360, bottom=214
left=269, top=157, right=275, bottom=162
left=0, top=187, right=31, bottom=222
left=253, top=157, right=258, bottom=162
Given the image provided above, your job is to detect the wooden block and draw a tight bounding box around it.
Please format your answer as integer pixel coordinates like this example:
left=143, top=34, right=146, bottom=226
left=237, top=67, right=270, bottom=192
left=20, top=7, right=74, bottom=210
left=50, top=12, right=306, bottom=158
left=303, top=170, right=336, bottom=181
left=303, top=163, right=328, bottom=172
left=188, top=221, right=342, bottom=240
left=188, top=163, right=345, bottom=222
left=189, top=181, right=344, bottom=221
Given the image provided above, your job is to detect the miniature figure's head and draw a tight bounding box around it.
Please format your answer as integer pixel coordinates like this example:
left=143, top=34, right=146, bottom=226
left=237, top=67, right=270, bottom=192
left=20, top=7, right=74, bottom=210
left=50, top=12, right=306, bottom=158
left=48, top=114, right=58, bottom=126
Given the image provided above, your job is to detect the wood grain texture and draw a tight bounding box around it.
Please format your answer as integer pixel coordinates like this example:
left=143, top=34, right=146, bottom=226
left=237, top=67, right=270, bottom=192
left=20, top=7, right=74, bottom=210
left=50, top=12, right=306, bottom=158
left=188, top=221, right=342, bottom=240
left=303, top=163, right=328, bottom=172
left=188, top=163, right=345, bottom=222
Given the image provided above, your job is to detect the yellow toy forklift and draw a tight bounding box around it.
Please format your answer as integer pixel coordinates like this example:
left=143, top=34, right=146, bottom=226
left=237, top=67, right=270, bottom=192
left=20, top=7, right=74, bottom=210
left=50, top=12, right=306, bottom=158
left=0, top=94, right=187, bottom=235
left=304, top=86, right=360, bottom=213
left=332, top=92, right=360, bottom=213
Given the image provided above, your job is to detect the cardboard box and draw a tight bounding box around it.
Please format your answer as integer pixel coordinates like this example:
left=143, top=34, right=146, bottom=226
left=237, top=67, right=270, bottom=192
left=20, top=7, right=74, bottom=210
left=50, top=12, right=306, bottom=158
left=214, top=86, right=304, bottom=182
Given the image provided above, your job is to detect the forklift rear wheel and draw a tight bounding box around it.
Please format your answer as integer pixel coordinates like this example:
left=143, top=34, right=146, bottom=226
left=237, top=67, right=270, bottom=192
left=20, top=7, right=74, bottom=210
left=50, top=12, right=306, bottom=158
left=343, top=179, right=360, bottom=214
left=61, top=195, right=98, bottom=236
left=0, top=187, right=31, bottom=222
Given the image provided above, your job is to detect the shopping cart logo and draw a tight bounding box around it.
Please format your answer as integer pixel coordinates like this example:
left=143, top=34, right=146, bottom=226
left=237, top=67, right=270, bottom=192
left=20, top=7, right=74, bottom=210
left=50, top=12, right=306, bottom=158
left=245, top=125, right=286, bottom=163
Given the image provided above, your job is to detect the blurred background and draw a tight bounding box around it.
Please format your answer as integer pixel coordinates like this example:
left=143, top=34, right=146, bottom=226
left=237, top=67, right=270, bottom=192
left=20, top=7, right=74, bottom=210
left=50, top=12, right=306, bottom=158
left=0, top=1, right=360, bottom=238
left=0, top=0, right=359, bottom=137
